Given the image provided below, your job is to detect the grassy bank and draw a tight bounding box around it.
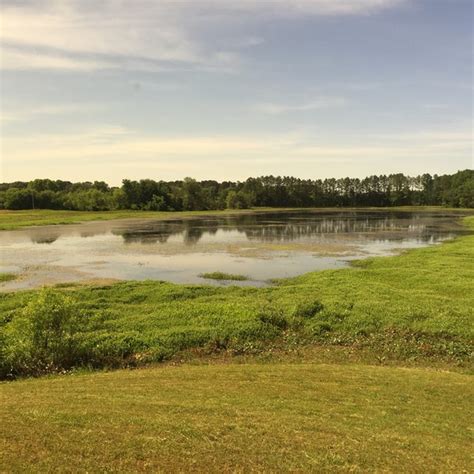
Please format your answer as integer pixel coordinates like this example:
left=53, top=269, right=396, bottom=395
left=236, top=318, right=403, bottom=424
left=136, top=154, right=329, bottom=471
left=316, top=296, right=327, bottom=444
left=1, top=217, right=473, bottom=377
left=0, top=206, right=470, bottom=230
left=1, top=362, right=472, bottom=472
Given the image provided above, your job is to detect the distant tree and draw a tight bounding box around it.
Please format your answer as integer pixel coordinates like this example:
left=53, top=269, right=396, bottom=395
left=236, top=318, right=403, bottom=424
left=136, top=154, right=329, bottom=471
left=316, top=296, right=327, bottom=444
left=3, top=188, right=33, bottom=209
left=182, top=178, right=207, bottom=211
left=144, top=195, right=167, bottom=211
left=226, top=190, right=253, bottom=209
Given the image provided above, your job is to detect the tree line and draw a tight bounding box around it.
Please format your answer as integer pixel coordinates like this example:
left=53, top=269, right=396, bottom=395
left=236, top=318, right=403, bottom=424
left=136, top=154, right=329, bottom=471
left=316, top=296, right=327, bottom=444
left=1, top=169, right=472, bottom=211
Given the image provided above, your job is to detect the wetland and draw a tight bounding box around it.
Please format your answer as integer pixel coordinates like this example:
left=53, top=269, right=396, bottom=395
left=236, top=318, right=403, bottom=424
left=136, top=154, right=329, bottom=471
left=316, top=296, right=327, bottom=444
left=1, top=209, right=470, bottom=290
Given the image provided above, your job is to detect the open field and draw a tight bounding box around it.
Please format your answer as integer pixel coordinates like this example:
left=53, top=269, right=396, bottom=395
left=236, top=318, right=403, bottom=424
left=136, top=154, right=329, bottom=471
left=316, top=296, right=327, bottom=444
left=1, top=361, right=472, bottom=472
left=0, top=206, right=471, bottom=230
left=0, top=213, right=473, bottom=471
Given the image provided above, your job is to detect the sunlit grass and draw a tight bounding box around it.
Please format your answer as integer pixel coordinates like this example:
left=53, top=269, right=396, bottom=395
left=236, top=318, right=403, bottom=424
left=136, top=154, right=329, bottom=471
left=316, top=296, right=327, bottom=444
left=1, top=362, right=472, bottom=472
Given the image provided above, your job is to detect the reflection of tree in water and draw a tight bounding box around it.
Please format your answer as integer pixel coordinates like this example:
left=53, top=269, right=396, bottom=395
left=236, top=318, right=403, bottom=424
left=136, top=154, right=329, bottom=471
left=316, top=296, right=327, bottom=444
left=80, top=230, right=109, bottom=238
left=238, top=214, right=435, bottom=242
left=30, top=235, right=59, bottom=244
left=119, top=230, right=172, bottom=245
left=118, top=220, right=219, bottom=245
left=114, top=212, right=453, bottom=245
left=183, top=227, right=204, bottom=245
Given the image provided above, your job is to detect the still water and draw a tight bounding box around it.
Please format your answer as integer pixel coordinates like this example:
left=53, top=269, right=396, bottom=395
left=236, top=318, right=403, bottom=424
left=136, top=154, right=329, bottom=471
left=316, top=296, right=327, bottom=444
left=0, top=210, right=471, bottom=290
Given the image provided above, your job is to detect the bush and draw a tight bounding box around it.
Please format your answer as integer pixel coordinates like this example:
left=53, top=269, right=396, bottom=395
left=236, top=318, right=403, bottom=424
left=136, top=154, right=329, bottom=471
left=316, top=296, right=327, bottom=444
left=27, top=289, right=83, bottom=369
left=0, top=289, right=86, bottom=377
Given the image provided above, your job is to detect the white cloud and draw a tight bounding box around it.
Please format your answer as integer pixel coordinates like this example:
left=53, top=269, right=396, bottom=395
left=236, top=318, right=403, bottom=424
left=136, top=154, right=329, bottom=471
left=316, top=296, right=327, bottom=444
left=256, top=97, right=347, bottom=114
left=2, top=124, right=470, bottom=164
left=0, top=2, right=215, bottom=71
left=0, top=47, right=112, bottom=71
left=0, top=103, right=103, bottom=123
left=2, top=121, right=470, bottom=183
left=0, top=0, right=406, bottom=71
left=225, top=0, right=405, bottom=15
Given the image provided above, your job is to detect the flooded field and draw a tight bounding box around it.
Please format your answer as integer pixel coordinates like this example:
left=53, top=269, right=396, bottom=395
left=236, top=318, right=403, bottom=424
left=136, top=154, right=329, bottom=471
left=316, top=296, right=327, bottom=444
left=0, top=210, right=471, bottom=290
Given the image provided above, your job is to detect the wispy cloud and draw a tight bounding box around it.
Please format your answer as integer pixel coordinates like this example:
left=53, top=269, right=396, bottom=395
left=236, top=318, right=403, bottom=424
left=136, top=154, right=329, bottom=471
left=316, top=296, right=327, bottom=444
left=0, top=0, right=406, bottom=72
left=0, top=2, right=225, bottom=71
left=0, top=103, right=103, bottom=123
left=3, top=124, right=470, bottom=165
left=227, top=0, right=406, bottom=15
left=256, top=97, right=347, bottom=114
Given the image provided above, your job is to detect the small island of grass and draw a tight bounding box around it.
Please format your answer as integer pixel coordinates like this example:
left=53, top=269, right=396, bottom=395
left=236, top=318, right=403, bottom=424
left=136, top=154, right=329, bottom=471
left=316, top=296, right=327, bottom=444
left=0, top=273, right=17, bottom=282
left=199, top=271, right=249, bottom=281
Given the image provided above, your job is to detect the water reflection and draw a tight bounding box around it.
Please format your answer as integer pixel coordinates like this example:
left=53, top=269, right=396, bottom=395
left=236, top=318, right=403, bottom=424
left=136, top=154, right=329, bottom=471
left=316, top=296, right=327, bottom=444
left=112, top=212, right=467, bottom=246
left=30, top=235, right=60, bottom=245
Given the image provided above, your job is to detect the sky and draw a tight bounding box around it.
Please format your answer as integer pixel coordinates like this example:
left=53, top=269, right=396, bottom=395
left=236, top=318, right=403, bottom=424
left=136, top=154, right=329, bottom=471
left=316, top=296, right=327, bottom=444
left=0, top=0, right=472, bottom=185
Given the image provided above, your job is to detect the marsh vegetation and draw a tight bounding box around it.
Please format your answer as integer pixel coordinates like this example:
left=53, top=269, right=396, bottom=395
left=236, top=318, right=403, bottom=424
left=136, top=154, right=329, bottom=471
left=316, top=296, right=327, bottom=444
left=199, top=272, right=249, bottom=281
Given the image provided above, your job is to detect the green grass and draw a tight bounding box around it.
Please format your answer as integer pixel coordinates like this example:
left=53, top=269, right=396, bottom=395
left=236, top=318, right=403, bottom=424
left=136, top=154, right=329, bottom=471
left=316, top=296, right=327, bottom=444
left=0, top=273, right=17, bottom=283
left=1, top=362, right=472, bottom=472
left=199, top=271, right=249, bottom=281
left=1, top=215, right=472, bottom=471
left=0, top=206, right=469, bottom=230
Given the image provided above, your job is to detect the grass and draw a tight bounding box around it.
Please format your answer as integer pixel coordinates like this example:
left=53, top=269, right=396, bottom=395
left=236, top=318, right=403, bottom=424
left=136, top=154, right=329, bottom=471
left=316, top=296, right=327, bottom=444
left=0, top=214, right=472, bottom=471
left=0, top=205, right=469, bottom=230
left=199, top=271, right=249, bottom=281
left=1, top=362, right=472, bottom=472
left=0, top=273, right=17, bottom=283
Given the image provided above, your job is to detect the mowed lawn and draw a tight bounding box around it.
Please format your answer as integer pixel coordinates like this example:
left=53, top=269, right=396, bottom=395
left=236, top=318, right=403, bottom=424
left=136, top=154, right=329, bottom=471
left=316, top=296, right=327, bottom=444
left=1, top=362, right=472, bottom=472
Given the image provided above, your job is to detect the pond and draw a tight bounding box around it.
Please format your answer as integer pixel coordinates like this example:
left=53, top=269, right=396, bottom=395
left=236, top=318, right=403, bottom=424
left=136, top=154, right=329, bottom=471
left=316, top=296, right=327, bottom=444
left=0, top=210, right=471, bottom=290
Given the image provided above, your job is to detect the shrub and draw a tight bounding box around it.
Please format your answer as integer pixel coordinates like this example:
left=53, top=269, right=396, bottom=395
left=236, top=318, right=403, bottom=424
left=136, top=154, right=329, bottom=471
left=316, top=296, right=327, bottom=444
left=0, top=289, right=87, bottom=377
left=27, top=289, right=83, bottom=369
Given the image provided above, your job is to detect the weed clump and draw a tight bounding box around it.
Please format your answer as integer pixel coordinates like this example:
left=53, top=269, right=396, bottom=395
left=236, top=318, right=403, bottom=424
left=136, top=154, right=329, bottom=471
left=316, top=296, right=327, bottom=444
left=293, top=300, right=324, bottom=319
left=258, top=306, right=289, bottom=330
left=199, top=272, right=249, bottom=281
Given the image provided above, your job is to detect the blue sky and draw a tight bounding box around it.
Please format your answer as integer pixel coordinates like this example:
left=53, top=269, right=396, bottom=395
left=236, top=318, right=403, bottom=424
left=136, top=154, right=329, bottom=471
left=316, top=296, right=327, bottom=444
left=1, top=0, right=472, bottom=184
